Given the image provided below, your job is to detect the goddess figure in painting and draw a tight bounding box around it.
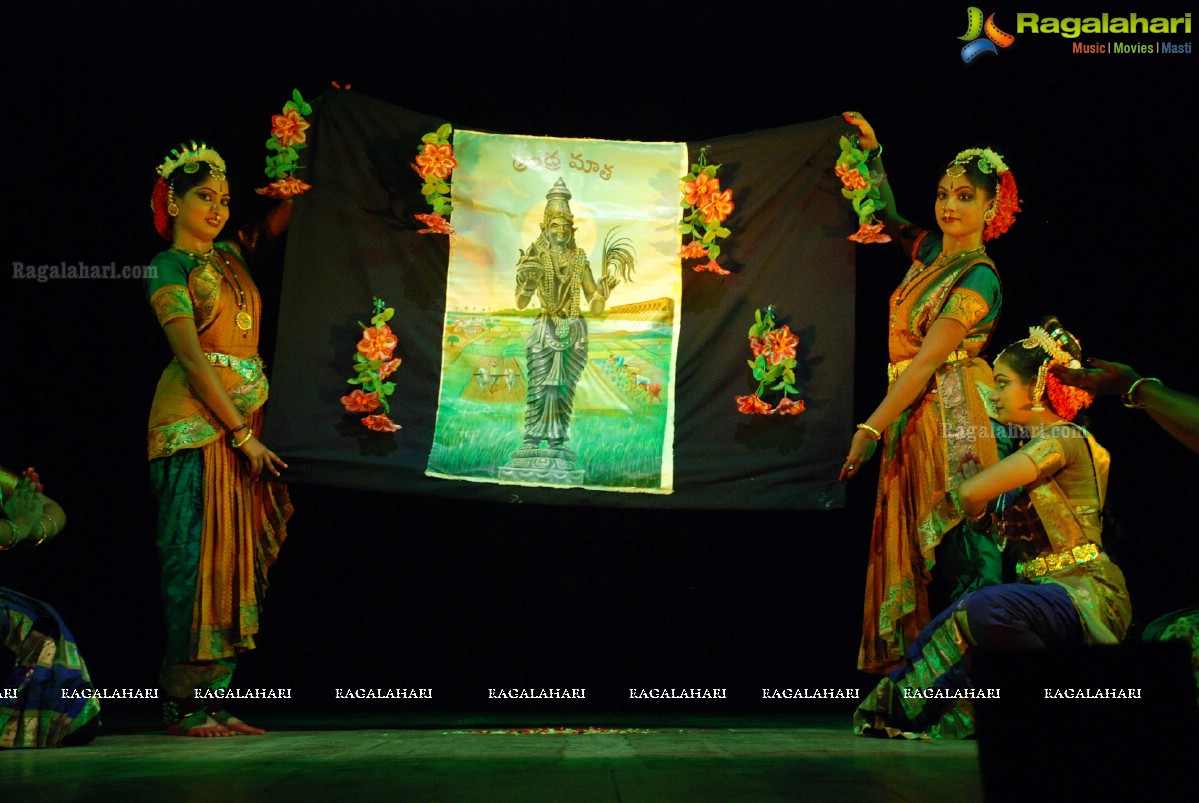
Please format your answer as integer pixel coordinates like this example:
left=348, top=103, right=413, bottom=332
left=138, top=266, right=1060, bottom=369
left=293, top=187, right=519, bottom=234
left=501, top=179, right=633, bottom=482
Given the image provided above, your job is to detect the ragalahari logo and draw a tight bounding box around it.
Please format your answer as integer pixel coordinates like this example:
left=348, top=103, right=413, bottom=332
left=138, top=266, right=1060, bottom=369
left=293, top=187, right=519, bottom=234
left=959, top=7, right=1016, bottom=62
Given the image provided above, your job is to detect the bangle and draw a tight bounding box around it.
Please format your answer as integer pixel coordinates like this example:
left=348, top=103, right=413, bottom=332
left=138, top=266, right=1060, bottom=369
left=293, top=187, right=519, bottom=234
left=231, top=427, right=254, bottom=448
left=865, top=143, right=883, bottom=161
left=31, top=514, right=57, bottom=545
left=1122, top=377, right=1162, bottom=409
left=29, top=518, right=48, bottom=546
left=856, top=423, right=882, bottom=441
left=949, top=490, right=988, bottom=527
left=229, top=422, right=248, bottom=434
left=0, top=520, right=21, bottom=549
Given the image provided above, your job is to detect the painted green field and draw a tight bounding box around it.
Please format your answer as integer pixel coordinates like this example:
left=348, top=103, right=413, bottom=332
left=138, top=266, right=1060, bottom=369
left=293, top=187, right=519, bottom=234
left=428, top=314, right=673, bottom=489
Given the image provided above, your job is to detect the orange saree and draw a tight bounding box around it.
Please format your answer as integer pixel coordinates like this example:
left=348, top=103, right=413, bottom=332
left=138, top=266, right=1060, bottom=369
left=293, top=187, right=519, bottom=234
left=858, top=229, right=1002, bottom=673
left=146, top=242, right=291, bottom=693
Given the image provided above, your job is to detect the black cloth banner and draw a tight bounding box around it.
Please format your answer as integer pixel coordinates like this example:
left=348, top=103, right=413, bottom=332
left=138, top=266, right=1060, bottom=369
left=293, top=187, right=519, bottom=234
left=269, top=90, right=855, bottom=509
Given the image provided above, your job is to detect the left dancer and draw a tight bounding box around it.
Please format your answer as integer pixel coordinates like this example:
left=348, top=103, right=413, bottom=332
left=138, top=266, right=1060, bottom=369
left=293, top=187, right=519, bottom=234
left=2, top=465, right=101, bottom=748
left=146, top=142, right=293, bottom=736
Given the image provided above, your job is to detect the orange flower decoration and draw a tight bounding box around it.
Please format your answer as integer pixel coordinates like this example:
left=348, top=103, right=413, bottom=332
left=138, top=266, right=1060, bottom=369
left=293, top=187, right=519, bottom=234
left=357, top=324, right=398, bottom=361
left=735, top=394, right=773, bottom=415
left=700, top=188, right=734, bottom=224
left=761, top=325, right=799, bottom=366
left=255, top=177, right=313, bottom=198
left=362, top=414, right=401, bottom=432
left=835, top=163, right=868, bottom=191
left=1046, top=372, right=1093, bottom=422
left=773, top=397, right=806, bottom=415
left=749, top=336, right=765, bottom=358
left=682, top=173, right=720, bottom=206
left=678, top=240, right=710, bottom=260
left=378, top=358, right=402, bottom=380
left=341, top=389, right=381, bottom=413
left=848, top=222, right=892, bottom=244
left=414, top=212, right=455, bottom=235
left=415, top=142, right=457, bottom=180
left=271, top=108, right=310, bottom=147
left=693, top=259, right=731, bottom=275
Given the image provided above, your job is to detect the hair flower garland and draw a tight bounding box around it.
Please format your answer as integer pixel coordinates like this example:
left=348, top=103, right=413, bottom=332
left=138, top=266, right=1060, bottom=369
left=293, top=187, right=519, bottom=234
left=836, top=130, right=890, bottom=244
left=412, top=123, right=456, bottom=234
left=735, top=306, right=805, bottom=416
left=678, top=148, right=733, bottom=275
left=340, top=297, right=402, bottom=432
left=256, top=89, right=313, bottom=199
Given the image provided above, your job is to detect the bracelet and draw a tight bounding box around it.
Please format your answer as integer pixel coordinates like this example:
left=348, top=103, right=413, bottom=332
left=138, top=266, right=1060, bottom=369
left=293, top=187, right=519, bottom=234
left=856, top=423, right=882, bottom=441
left=865, top=143, right=883, bottom=161
left=31, top=514, right=57, bottom=545
left=0, top=519, right=21, bottom=549
left=29, top=518, right=48, bottom=546
left=1121, top=377, right=1162, bottom=409
left=231, top=427, right=255, bottom=448
left=229, top=422, right=248, bottom=434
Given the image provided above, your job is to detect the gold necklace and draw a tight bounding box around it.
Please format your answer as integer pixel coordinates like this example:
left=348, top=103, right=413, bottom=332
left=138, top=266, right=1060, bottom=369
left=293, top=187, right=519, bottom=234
left=890, top=244, right=986, bottom=329
left=213, top=251, right=254, bottom=334
left=172, top=246, right=253, bottom=334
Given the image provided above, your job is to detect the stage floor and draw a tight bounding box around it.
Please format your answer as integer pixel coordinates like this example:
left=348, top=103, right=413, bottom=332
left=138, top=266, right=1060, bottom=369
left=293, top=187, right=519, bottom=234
left=0, top=714, right=982, bottom=801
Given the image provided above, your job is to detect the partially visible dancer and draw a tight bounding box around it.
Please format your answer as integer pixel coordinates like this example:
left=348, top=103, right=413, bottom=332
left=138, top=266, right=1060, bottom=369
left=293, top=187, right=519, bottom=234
left=841, top=112, right=1021, bottom=673
left=1, top=465, right=101, bottom=748
left=146, top=141, right=293, bottom=737
left=1053, top=359, right=1199, bottom=453
left=1054, top=359, right=1199, bottom=701
left=855, top=321, right=1130, bottom=738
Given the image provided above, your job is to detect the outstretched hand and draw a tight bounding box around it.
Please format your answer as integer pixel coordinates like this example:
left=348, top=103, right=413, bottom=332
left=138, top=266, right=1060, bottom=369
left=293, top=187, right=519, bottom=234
left=1050, top=358, right=1138, bottom=397
left=842, top=111, right=879, bottom=150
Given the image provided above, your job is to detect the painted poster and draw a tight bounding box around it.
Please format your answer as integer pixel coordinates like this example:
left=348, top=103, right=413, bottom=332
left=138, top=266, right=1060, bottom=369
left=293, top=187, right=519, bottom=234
left=426, top=130, right=688, bottom=493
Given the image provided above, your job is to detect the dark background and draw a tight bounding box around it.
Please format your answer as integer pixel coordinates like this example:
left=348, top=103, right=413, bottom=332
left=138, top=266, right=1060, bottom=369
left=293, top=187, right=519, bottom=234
left=4, top=3, right=1195, bottom=723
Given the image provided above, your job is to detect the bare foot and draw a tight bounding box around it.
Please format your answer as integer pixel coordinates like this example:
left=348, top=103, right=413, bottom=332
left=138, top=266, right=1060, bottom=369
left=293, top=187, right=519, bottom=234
left=209, top=709, right=267, bottom=735
left=166, top=714, right=235, bottom=737
left=221, top=717, right=266, bottom=736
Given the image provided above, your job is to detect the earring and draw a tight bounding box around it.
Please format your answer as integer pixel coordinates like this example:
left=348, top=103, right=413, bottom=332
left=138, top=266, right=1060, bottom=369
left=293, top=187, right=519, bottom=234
left=983, top=206, right=997, bottom=222
left=1030, top=362, right=1047, bottom=412
left=167, top=203, right=179, bottom=216
left=167, top=183, right=179, bottom=216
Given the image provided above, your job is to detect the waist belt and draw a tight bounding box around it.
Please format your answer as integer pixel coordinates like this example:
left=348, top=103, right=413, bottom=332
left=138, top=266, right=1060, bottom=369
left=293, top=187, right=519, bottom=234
left=205, top=352, right=264, bottom=383
left=1016, top=543, right=1100, bottom=580
left=888, top=350, right=970, bottom=386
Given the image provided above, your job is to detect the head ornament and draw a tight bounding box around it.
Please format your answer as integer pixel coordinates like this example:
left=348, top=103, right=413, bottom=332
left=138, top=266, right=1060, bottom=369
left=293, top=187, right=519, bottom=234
left=1020, top=324, right=1092, bottom=420
left=946, top=147, right=1020, bottom=240
left=542, top=178, right=574, bottom=226
left=150, top=140, right=227, bottom=240
left=156, top=140, right=227, bottom=181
